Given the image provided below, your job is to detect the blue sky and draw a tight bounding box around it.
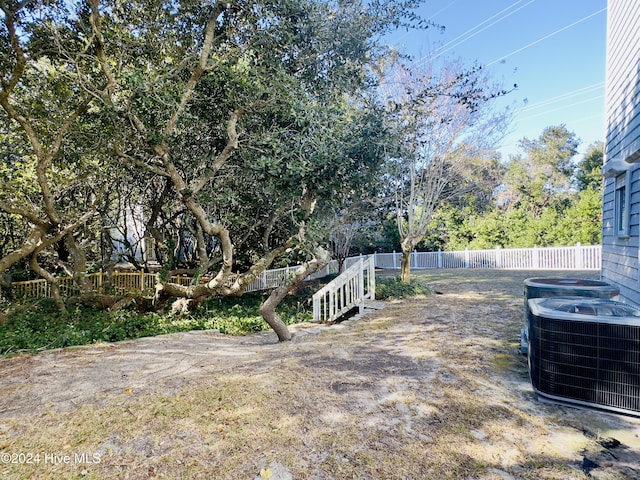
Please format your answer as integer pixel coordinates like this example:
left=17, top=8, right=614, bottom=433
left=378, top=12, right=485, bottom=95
left=385, top=0, right=607, bottom=160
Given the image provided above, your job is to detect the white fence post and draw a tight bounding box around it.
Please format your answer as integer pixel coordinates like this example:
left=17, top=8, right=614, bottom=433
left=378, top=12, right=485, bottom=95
left=575, top=242, right=583, bottom=270
left=358, top=259, right=365, bottom=314
left=11, top=245, right=604, bottom=299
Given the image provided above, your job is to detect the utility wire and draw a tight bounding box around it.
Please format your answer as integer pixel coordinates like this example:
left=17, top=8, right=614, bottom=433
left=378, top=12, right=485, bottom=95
left=426, top=0, right=459, bottom=22
left=519, top=82, right=605, bottom=112
left=407, top=0, right=531, bottom=67
left=517, top=95, right=604, bottom=122
left=487, top=7, right=607, bottom=66
left=426, top=0, right=536, bottom=62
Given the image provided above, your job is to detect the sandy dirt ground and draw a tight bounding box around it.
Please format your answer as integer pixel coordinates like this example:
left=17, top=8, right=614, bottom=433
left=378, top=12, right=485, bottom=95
left=1, top=269, right=639, bottom=479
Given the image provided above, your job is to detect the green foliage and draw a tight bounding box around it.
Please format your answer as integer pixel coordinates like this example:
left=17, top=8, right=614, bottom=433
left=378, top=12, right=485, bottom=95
left=0, top=299, right=145, bottom=355
left=0, top=290, right=313, bottom=356
left=376, top=276, right=432, bottom=300
left=2, top=0, right=427, bottom=288
left=553, top=189, right=603, bottom=245
left=407, top=126, right=602, bottom=252
left=575, top=142, right=604, bottom=191
left=428, top=191, right=602, bottom=250
left=503, top=125, right=579, bottom=213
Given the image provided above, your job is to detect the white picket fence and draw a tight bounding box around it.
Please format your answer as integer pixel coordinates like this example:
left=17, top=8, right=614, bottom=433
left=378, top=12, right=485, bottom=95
left=244, top=262, right=339, bottom=292
left=312, top=255, right=376, bottom=323
left=9, top=244, right=600, bottom=300
left=372, top=244, right=601, bottom=271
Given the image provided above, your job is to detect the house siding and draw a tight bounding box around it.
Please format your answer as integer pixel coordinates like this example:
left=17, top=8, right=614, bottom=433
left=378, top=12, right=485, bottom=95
left=601, top=0, right=640, bottom=305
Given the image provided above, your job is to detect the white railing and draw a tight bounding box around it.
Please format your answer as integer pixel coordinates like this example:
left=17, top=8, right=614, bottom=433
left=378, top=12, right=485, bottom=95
left=312, top=255, right=376, bottom=323
left=244, top=261, right=339, bottom=293
left=9, top=244, right=600, bottom=299
left=372, top=244, right=601, bottom=271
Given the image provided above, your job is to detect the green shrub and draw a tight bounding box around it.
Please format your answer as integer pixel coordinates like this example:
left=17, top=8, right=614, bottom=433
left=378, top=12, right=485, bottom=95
left=376, top=277, right=432, bottom=300
left=0, top=285, right=317, bottom=356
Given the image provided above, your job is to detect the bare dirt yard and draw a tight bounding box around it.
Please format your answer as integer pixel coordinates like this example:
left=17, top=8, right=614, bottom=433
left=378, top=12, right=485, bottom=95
left=1, top=269, right=639, bottom=479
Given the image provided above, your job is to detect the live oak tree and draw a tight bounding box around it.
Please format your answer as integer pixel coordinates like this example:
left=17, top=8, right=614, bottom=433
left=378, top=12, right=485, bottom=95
left=0, top=0, right=115, bottom=309
left=1, top=0, right=427, bottom=339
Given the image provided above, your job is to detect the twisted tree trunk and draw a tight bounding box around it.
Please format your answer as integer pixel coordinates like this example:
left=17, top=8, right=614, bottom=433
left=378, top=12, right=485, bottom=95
left=260, top=247, right=331, bottom=342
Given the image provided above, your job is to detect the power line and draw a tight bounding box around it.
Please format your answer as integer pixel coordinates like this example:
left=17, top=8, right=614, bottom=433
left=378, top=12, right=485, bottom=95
left=427, top=0, right=536, bottom=62
left=519, top=82, right=605, bottom=112
left=486, top=7, right=606, bottom=66
left=517, top=94, right=604, bottom=122
left=426, top=0, right=459, bottom=22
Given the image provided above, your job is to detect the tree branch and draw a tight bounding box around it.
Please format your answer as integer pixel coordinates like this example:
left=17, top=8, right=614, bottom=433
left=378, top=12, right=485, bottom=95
left=0, top=200, right=45, bottom=225
left=87, top=0, right=117, bottom=99
left=0, top=2, right=27, bottom=96
left=164, top=0, right=228, bottom=137
left=113, top=145, right=171, bottom=178
left=0, top=226, right=46, bottom=275
left=190, top=108, right=243, bottom=194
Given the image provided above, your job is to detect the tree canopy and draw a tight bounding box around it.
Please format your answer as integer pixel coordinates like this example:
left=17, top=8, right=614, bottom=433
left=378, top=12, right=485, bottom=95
left=1, top=0, right=604, bottom=337
left=417, top=130, right=603, bottom=252
left=1, top=0, right=433, bottom=338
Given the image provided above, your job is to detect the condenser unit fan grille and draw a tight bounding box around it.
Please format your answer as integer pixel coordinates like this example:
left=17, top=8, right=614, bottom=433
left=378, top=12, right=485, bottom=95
left=530, top=313, right=640, bottom=415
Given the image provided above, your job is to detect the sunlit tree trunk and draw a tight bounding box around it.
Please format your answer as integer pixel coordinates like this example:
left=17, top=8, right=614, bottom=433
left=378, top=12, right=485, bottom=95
left=400, top=248, right=412, bottom=283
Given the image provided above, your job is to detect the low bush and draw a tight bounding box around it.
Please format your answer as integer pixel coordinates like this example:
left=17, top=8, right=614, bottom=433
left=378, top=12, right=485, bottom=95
left=376, top=276, right=432, bottom=300
left=0, top=289, right=313, bottom=356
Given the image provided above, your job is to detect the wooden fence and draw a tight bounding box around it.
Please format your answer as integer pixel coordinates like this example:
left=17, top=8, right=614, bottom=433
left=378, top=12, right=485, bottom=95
left=9, top=244, right=600, bottom=299
left=11, top=271, right=164, bottom=299
left=9, top=262, right=342, bottom=300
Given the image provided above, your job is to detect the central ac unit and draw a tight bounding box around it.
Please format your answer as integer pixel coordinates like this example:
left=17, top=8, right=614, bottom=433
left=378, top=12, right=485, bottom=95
left=528, top=297, right=640, bottom=417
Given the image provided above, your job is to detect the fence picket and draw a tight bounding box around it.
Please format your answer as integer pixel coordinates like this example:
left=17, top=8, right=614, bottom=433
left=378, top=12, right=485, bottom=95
left=9, top=244, right=600, bottom=300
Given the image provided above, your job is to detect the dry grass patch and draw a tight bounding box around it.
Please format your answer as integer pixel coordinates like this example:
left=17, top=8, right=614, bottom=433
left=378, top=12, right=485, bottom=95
left=1, top=269, right=639, bottom=479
